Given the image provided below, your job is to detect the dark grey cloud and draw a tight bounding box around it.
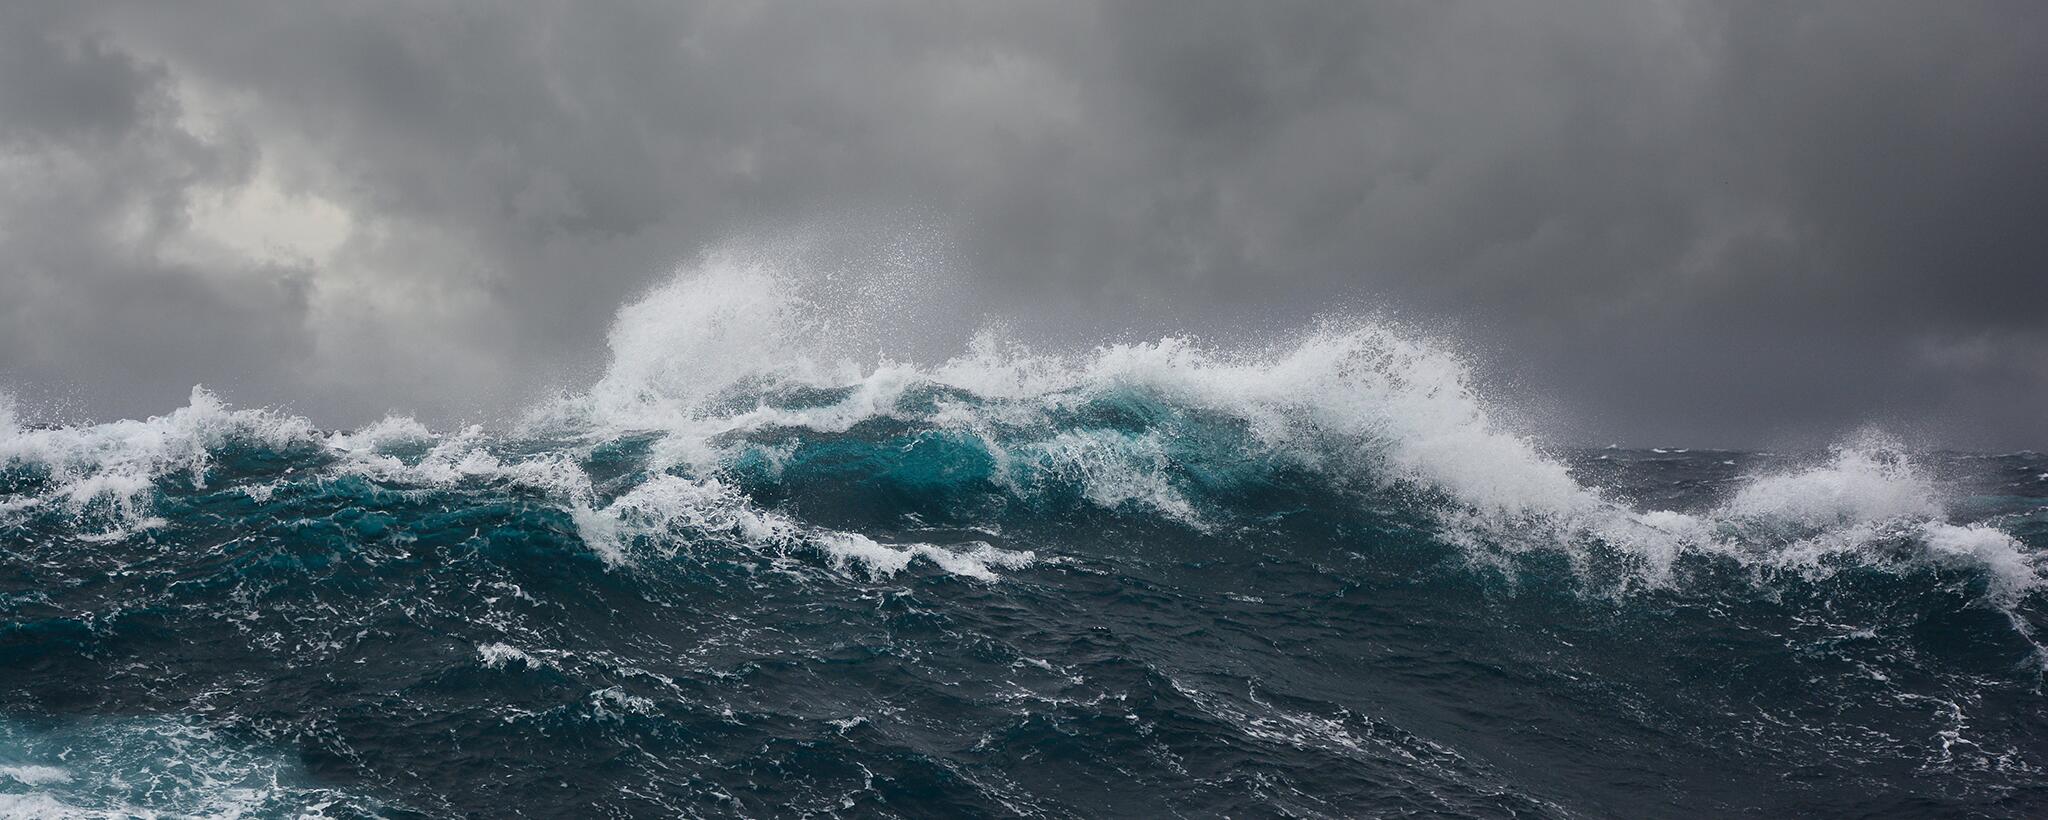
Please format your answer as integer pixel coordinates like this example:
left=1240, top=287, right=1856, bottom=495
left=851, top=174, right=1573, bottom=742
left=1, top=1, right=2043, bottom=446
left=0, top=5, right=311, bottom=421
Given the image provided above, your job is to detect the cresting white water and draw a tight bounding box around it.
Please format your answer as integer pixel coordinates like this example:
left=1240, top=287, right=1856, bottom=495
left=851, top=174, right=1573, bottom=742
left=1, top=249, right=2040, bottom=602
left=552, top=251, right=2042, bottom=600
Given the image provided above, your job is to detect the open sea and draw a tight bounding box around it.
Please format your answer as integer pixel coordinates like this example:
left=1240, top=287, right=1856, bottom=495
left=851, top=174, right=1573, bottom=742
left=3, top=259, right=2044, bottom=818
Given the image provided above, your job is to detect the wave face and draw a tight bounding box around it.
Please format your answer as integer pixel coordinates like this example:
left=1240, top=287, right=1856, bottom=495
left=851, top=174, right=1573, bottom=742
left=4, top=254, right=2047, bottom=818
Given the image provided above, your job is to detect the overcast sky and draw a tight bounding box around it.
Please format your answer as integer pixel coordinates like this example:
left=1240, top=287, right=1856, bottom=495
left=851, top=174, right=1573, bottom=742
left=2, top=1, right=2044, bottom=447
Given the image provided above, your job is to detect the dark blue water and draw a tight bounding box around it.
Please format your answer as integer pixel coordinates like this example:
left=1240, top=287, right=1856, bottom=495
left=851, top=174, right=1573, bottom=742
left=3, top=268, right=2045, bottom=817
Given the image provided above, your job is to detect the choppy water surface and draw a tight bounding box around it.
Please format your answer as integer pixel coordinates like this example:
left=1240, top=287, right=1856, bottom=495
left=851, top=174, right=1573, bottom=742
left=3, top=258, right=2044, bottom=818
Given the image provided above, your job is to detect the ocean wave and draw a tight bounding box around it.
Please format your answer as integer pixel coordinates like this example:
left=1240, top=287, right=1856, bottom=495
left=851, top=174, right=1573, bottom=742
left=545, top=254, right=2042, bottom=603
left=2, top=254, right=2041, bottom=604
left=4, top=248, right=2046, bottom=817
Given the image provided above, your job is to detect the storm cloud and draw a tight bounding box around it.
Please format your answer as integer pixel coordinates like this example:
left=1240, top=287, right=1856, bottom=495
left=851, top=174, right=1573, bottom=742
left=2, top=1, right=2044, bottom=447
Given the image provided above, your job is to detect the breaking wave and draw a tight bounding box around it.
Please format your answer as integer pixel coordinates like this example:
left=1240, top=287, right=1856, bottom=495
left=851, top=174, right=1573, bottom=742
left=7, top=252, right=2034, bottom=601
left=3, top=247, right=2045, bottom=816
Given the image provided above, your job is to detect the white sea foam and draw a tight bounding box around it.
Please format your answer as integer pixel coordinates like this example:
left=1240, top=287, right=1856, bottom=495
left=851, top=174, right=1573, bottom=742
left=582, top=253, right=881, bottom=430
left=330, top=423, right=595, bottom=502
left=0, top=765, right=70, bottom=786
left=1671, top=434, right=2039, bottom=601
left=575, top=472, right=1035, bottom=579
left=1016, top=429, right=1207, bottom=527
left=324, top=414, right=435, bottom=454
left=0, top=717, right=379, bottom=818
left=0, top=387, right=317, bottom=489
left=0, top=386, right=320, bottom=535
left=589, top=687, right=659, bottom=719
left=1918, top=522, right=2039, bottom=602
left=1721, top=433, right=1942, bottom=526
left=477, top=642, right=542, bottom=670
left=815, top=533, right=1036, bottom=581
left=573, top=473, right=799, bottom=566
left=0, top=793, right=86, bottom=820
